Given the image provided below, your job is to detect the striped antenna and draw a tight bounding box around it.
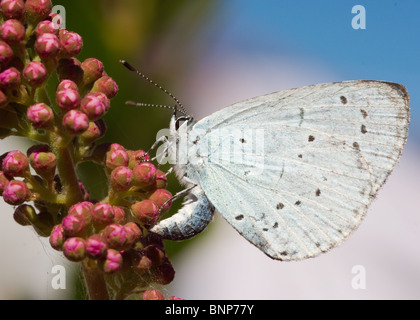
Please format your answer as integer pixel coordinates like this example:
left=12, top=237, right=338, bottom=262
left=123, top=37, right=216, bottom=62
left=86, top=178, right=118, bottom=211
left=120, top=60, right=189, bottom=117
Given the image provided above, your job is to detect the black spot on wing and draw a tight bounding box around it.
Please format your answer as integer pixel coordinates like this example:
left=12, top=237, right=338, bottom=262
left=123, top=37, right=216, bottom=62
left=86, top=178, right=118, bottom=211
left=340, top=96, right=348, bottom=104
left=235, top=215, right=244, bottom=221
left=276, top=203, right=284, bottom=210
left=361, top=125, right=367, bottom=134
left=308, top=135, right=315, bottom=142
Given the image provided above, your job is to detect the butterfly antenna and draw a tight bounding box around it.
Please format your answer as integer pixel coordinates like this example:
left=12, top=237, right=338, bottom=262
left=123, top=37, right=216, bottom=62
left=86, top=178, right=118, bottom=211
left=120, top=60, right=189, bottom=117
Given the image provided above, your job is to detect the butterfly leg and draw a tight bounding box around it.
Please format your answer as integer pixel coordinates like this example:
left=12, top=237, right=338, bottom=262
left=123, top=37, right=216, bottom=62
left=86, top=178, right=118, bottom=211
left=150, top=186, right=215, bottom=241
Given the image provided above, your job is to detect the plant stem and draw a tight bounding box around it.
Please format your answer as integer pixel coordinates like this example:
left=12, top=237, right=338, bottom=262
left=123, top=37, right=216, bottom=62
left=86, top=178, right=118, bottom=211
left=81, top=263, right=110, bottom=300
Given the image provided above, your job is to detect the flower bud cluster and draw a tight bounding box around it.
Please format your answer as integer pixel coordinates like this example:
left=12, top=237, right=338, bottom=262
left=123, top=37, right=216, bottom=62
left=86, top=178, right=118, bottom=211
left=0, top=0, right=180, bottom=300
left=49, top=142, right=175, bottom=287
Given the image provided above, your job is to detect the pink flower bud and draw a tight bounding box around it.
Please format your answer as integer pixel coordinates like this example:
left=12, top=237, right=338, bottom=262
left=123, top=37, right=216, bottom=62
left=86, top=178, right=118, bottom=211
left=25, top=0, right=52, bottom=24
left=0, top=67, right=21, bottom=89
left=105, top=144, right=128, bottom=171
left=57, top=57, right=83, bottom=84
left=68, top=201, right=93, bottom=225
left=80, top=92, right=107, bottom=120
left=155, top=169, right=167, bottom=189
left=0, top=0, right=25, bottom=20
left=167, top=296, right=183, bottom=300
left=142, top=290, right=165, bottom=300
left=29, top=151, right=56, bottom=179
left=131, top=200, right=159, bottom=227
left=79, top=121, right=104, bottom=143
left=59, top=31, right=83, bottom=57
left=85, top=234, right=107, bottom=259
left=92, top=202, right=115, bottom=227
left=26, top=143, right=50, bottom=156
left=0, top=40, right=13, bottom=67
left=81, top=58, right=104, bottom=85
left=102, top=224, right=128, bottom=250
left=0, top=19, right=25, bottom=44
left=35, top=20, right=58, bottom=37
left=35, top=33, right=60, bottom=61
left=101, top=249, right=122, bottom=274
left=23, top=61, right=47, bottom=87
left=62, top=214, right=86, bottom=237
left=87, top=91, right=110, bottom=111
left=92, top=76, right=118, bottom=99
left=56, top=88, right=80, bottom=111
left=63, top=237, right=86, bottom=262
left=27, top=103, right=54, bottom=129
left=56, top=79, right=77, bottom=91
left=127, top=150, right=150, bottom=169
left=2, top=150, right=29, bottom=177
left=62, top=110, right=89, bottom=135
left=148, top=189, right=172, bottom=213
left=49, top=224, right=65, bottom=250
left=124, top=222, right=142, bottom=245
left=3, top=179, right=30, bottom=205
left=113, top=206, right=125, bottom=224
left=110, top=166, right=132, bottom=192
left=0, top=171, right=10, bottom=195
left=132, top=162, right=157, bottom=188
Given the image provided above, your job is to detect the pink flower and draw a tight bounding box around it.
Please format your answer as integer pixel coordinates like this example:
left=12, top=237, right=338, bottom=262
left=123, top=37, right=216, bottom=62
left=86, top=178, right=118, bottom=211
left=92, top=76, right=118, bottom=98
left=142, top=290, right=165, bottom=300
left=27, top=103, right=54, bottom=129
left=92, top=202, right=115, bottom=227
left=62, top=110, right=89, bottom=135
left=59, top=31, right=83, bottom=57
left=2, top=150, right=29, bottom=177
left=0, top=67, right=21, bottom=89
left=49, top=224, right=65, bottom=250
left=80, top=93, right=108, bottom=120
left=0, top=0, right=25, bottom=20
left=25, top=0, right=53, bottom=24
left=0, top=19, right=25, bottom=43
left=101, top=249, right=122, bottom=274
left=35, top=33, right=60, bottom=60
left=56, top=88, right=81, bottom=111
left=132, top=162, right=157, bottom=188
left=29, top=151, right=56, bottom=179
left=3, top=180, right=30, bottom=205
left=0, top=40, right=13, bottom=66
left=86, top=234, right=108, bottom=259
left=62, top=237, right=86, bottom=262
left=56, top=79, right=78, bottom=91
left=35, top=20, right=58, bottom=37
left=110, top=166, right=132, bottom=192
left=131, top=200, right=159, bottom=227
left=23, top=61, right=48, bottom=87
left=81, top=58, right=104, bottom=85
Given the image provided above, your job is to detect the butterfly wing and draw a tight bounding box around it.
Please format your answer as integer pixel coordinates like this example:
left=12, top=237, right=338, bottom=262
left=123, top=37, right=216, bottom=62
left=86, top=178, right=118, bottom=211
left=191, top=80, right=409, bottom=260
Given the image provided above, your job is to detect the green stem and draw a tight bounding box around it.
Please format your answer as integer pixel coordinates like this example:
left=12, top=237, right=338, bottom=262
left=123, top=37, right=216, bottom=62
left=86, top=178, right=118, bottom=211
left=81, top=263, right=110, bottom=300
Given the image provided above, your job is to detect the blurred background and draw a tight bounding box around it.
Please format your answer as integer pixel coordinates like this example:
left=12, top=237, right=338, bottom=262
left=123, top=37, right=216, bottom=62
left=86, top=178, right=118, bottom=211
left=0, top=0, right=419, bottom=299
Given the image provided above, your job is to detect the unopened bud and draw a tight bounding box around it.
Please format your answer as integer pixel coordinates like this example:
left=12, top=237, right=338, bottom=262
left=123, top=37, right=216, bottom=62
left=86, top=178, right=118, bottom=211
left=2, top=150, right=28, bottom=177
left=63, top=237, right=86, bottom=262
left=27, top=103, right=54, bottom=129
left=35, top=33, right=60, bottom=61
left=3, top=179, right=30, bottom=205
left=62, top=110, right=89, bottom=135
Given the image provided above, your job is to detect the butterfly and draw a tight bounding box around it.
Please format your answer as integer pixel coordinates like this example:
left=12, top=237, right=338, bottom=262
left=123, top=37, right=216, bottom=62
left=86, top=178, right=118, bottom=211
left=122, top=62, right=409, bottom=261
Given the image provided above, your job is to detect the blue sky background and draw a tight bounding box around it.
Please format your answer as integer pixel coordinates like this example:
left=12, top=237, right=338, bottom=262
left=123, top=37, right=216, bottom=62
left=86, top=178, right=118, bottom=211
left=203, top=0, right=420, bottom=142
